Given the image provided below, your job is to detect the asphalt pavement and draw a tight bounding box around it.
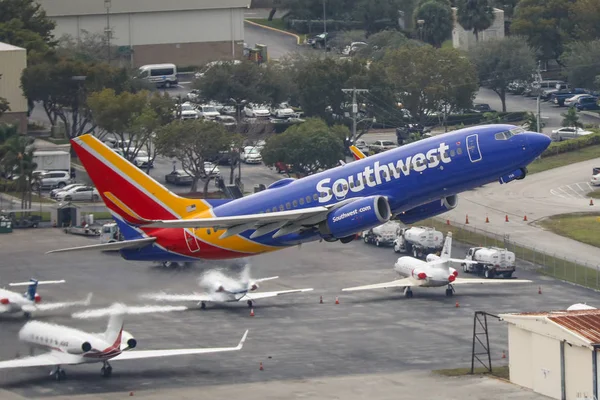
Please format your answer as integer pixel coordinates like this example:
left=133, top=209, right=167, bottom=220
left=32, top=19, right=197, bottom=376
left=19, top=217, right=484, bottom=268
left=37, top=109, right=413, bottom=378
left=0, top=228, right=596, bottom=398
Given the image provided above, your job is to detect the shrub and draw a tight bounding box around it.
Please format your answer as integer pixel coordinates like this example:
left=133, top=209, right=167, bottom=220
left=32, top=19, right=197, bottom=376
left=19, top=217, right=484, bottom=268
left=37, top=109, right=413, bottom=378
left=541, top=133, right=600, bottom=158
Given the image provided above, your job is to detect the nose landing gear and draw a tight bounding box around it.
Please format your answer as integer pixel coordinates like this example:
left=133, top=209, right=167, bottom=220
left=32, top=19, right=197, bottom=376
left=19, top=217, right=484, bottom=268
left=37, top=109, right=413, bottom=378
left=101, top=361, right=113, bottom=377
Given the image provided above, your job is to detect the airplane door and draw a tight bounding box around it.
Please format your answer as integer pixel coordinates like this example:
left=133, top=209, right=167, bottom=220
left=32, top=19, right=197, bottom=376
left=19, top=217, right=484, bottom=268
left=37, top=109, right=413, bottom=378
left=184, top=229, right=201, bottom=253
left=466, top=134, right=482, bottom=163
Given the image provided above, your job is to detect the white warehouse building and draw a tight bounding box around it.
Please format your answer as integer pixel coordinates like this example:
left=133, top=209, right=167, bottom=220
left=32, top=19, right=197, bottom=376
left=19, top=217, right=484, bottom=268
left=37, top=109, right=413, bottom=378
left=36, top=0, right=249, bottom=67
left=500, top=308, right=600, bottom=400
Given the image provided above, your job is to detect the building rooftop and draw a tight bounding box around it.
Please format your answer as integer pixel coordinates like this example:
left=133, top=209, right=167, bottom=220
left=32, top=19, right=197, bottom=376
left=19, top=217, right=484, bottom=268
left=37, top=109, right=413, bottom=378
left=501, top=309, right=600, bottom=346
left=0, top=42, right=26, bottom=51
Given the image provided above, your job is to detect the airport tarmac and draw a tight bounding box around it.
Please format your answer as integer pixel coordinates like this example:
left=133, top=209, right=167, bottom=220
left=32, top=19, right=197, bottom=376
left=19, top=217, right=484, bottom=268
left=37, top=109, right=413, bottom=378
left=0, top=229, right=597, bottom=398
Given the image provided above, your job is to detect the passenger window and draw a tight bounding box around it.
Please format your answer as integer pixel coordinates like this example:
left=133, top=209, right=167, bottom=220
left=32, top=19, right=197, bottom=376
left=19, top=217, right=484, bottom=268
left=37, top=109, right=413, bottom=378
left=349, top=181, right=355, bottom=189
left=313, top=194, right=318, bottom=201
left=343, top=184, right=348, bottom=190
left=307, top=195, right=312, bottom=203
left=457, top=148, right=463, bottom=155
left=272, top=207, right=277, bottom=212
left=286, top=202, right=291, bottom=209
left=299, top=198, right=304, bottom=205
left=450, top=149, right=456, bottom=157
left=279, top=205, right=284, bottom=211
left=293, top=200, right=298, bottom=207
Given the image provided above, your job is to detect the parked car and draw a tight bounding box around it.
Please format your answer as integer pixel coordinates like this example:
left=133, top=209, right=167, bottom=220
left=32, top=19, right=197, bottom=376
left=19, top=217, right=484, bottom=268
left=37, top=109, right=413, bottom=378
left=342, top=41, right=367, bottom=56
left=240, top=146, right=262, bottom=164
left=274, top=161, right=293, bottom=174
left=549, top=88, right=588, bottom=106
left=197, top=104, right=220, bottom=120
left=574, top=96, right=599, bottom=111
left=50, top=183, right=85, bottom=199
left=591, top=172, right=600, bottom=186
left=271, top=102, right=295, bottom=118
left=204, top=161, right=220, bottom=176
left=185, top=89, right=201, bottom=102
left=215, top=115, right=237, bottom=128
left=541, top=83, right=570, bottom=101
left=564, top=94, right=593, bottom=107
left=176, top=102, right=200, bottom=120
left=55, top=186, right=99, bottom=202
left=244, top=103, right=271, bottom=118
left=353, top=139, right=369, bottom=153
left=133, top=150, right=153, bottom=169
left=307, top=32, right=332, bottom=48
left=165, top=170, right=193, bottom=186
left=470, top=103, right=496, bottom=113
left=369, top=140, right=397, bottom=153
left=33, top=170, right=72, bottom=190
left=550, top=127, right=593, bottom=141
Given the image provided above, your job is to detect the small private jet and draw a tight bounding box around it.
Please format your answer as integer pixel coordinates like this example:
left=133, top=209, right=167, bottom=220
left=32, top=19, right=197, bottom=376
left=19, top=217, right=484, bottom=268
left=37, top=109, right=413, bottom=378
left=0, top=279, right=92, bottom=318
left=343, top=233, right=531, bottom=298
left=142, top=268, right=313, bottom=309
left=0, top=304, right=248, bottom=380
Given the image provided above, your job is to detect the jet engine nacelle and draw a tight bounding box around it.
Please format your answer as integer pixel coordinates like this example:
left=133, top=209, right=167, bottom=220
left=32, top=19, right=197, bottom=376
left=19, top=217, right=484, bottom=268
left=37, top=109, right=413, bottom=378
left=120, top=330, right=137, bottom=351
left=67, top=341, right=92, bottom=355
left=396, top=195, right=458, bottom=225
left=320, top=196, right=391, bottom=239
left=499, top=168, right=527, bottom=184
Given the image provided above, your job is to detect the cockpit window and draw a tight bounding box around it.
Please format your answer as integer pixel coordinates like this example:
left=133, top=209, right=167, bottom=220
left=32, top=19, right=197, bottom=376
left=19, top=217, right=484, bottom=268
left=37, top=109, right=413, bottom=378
left=496, top=127, right=525, bottom=141
left=495, top=132, right=508, bottom=140
left=510, top=127, right=524, bottom=135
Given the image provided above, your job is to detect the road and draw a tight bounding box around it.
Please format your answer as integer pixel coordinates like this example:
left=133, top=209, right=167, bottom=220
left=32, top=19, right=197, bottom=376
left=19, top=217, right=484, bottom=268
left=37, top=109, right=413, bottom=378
left=475, top=88, right=600, bottom=133
left=0, top=228, right=587, bottom=399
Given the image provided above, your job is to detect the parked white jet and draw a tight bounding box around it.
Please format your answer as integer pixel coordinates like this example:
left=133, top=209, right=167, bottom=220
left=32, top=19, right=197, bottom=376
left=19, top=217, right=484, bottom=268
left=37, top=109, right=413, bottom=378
left=0, top=304, right=248, bottom=381
left=142, top=268, right=313, bottom=309
left=343, top=232, right=532, bottom=298
left=0, top=279, right=92, bottom=318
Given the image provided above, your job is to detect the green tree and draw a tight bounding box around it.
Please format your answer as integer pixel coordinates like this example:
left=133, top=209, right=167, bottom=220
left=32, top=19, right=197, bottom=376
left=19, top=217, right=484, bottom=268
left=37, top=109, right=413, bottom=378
left=354, top=30, right=418, bottom=61
left=57, top=30, right=130, bottom=66
left=0, top=75, right=9, bottom=117
left=261, top=118, right=345, bottom=176
left=353, top=0, right=404, bottom=34
left=561, top=107, right=583, bottom=130
left=378, top=44, right=478, bottom=124
left=511, top=0, right=574, bottom=63
left=560, top=40, right=600, bottom=91
left=570, top=0, right=600, bottom=42
left=522, top=112, right=544, bottom=133
left=0, top=125, right=37, bottom=210
left=413, top=0, right=453, bottom=47
left=468, top=36, right=536, bottom=112
left=155, top=120, right=233, bottom=194
left=455, top=0, right=495, bottom=42
left=21, top=58, right=134, bottom=138
left=0, top=0, right=56, bottom=43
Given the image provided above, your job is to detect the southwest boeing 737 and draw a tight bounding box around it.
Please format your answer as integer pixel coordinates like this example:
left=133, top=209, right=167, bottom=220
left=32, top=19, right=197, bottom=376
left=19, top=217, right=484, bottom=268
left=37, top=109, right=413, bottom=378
left=49, top=125, right=550, bottom=262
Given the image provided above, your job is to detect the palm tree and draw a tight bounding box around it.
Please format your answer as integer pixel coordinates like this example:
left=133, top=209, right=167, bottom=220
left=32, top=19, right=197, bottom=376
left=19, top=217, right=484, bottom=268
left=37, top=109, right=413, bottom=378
left=456, top=0, right=495, bottom=42
left=561, top=107, right=583, bottom=130
left=523, top=112, right=544, bottom=132
left=0, top=128, right=37, bottom=211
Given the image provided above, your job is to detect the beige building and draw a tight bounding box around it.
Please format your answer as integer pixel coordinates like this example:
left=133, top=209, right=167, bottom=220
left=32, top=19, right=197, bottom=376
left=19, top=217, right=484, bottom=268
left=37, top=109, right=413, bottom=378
left=452, top=7, right=505, bottom=51
left=0, top=42, right=27, bottom=134
left=37, top=0, right=250, bottom=67
left=500, top=308, right=600, bottom=400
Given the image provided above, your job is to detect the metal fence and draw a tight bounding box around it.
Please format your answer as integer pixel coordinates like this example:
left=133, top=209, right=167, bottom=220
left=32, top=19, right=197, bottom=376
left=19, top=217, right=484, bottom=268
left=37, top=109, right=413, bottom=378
left=421, top=217, right=600, bottom=290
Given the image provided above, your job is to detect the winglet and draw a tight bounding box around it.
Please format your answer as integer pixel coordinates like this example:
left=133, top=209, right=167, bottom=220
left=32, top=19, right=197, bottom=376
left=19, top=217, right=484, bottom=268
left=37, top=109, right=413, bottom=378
left=237, top=330, right=249, bottom=350
left=349, top=145, right=366, bottom=161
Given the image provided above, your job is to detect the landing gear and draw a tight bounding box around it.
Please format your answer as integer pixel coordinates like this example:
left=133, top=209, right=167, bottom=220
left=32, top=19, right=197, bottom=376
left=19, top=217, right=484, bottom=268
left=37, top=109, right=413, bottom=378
left=200, top=302, right=206, bottom=310
left=101, top=361, right=113, bottom=377
left=445, top=288, right=453, bottom=297
left=403, top=287, right=413, bottom=299
left=23, top=312, right=31, bottom=320
left=412, top=248, right=418, bottom=258
left=247, top=300, right=253, bottom=308
left=375, top=239, right=381, bottom=247
left=162, top=261, right=179, bottom=268
left=51, top=366, right=66, bottom=381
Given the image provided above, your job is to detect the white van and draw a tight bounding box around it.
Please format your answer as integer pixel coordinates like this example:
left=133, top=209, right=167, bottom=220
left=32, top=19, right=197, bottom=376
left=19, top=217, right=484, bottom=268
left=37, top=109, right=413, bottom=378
left=138, top=63, right=178, bottom=88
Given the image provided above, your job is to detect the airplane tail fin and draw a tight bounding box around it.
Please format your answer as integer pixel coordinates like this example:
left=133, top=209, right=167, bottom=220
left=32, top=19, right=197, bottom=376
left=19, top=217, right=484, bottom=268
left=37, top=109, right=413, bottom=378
left=103, top=305, right=126, bottom=345
left=349, top=145, right=366, bottom=161
left=71, top=134, right=211, bottom=226
left=441, top=232, right=452, bottom=259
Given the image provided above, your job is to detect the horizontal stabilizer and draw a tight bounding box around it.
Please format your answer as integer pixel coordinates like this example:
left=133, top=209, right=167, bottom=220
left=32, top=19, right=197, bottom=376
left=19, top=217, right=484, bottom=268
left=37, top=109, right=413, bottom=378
left=342, top=278, right=418, bottom=292
left=46, top=237, right=156, bottom=254
left=9, top=280, right=66, bottom=287
left=429, top=258, right=478, bottom=266
left=453, top=278, right=532, bottom=285
left=243, top=288, right=313, bottom=300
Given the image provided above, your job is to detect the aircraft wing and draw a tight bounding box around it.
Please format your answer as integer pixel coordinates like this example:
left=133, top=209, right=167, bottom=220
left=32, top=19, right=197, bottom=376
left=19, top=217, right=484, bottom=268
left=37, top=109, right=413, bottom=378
left=111, top=330, right=248, bottom=361
left=0, top=351, right=82, bottom=369
left=243, top=288, right=313, bottom=300
left=46, top=237, right=156, bottom=254
left=24, top=293, right=93, bottom=312
left=342, top=278, right=419, bottom=292
left=453, top=278, right=532, bottom=285
left=140, top=292, right=215, bottom=303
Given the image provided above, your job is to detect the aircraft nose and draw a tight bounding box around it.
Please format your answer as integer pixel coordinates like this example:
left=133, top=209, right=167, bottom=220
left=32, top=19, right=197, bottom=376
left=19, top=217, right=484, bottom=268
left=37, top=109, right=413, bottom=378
left=526, top=132, right=551, bottom=157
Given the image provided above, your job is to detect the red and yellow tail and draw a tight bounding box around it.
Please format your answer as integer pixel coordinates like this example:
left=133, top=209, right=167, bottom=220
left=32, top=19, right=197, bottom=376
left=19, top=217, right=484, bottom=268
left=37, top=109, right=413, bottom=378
left=71, top=134, right=211, bottom=224
left=349, top=145, right=366, bottom=161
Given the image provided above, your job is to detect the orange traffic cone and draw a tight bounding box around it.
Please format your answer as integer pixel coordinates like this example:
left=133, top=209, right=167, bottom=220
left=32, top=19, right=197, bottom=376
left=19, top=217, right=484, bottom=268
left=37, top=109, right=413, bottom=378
left=319, top=296, right=323, bottom=304
left=259, top=362, right=264, bottom=371
left=465, top=215, right=469, bottom=224
left=446, top=219, right=450, bottom=225
left=505, top=215, right=509, bottom=222
left=250, top=308, right=255, bottom=317
left=590, top=199, right=594, bottom=206
left=485, top=216, right=489, bottom=223
left=455, top=301, right=460, bottom=308
left=335, top=296, right=340, bottom=305
left=523, top=215, right=528, bottom=222
left=502, top=350, right=506, bottom=359
left=129, top=392, right=134, bottom=397
left=538, top=286, right=542, bottom=295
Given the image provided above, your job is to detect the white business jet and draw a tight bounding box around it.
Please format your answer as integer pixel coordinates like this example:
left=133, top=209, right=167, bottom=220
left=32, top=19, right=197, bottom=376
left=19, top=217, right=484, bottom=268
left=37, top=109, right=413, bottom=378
left=0, top=279, right=92, bottom=318
left=0, top=304, right=248, bottom=381
left=343, top=232, right=532, bottom=298
left=142, top=268, right=313, bottom=309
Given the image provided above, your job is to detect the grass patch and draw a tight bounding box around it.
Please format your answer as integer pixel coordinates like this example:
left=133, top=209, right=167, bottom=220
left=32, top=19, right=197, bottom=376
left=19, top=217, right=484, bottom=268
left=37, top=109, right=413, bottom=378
left=12, top=211, right=51, bottom=222
left=528, top=144, right=600, bottom=174
left=82, top=211, right=113, bottom=221
left=589, top=190, right=600, bottom=199
left=5, top=192, right=55, bottom=204
left=441, top=39, right=453, bottom=49
left=435, top=366, right=509, bottom=380
left=246, top=18, right=289, bottom=32
left=538, top=213, right=600, bottom=249
left=422, top=217, right=600, bottom=290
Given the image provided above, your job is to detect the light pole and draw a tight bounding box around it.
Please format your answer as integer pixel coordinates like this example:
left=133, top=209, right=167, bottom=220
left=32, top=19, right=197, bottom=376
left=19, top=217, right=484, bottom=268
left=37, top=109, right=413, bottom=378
left=104, top=0, right=112, bottom=64
left=417, top=19, right=425, bottom=42
left=323, top=0, right=327, bottom=51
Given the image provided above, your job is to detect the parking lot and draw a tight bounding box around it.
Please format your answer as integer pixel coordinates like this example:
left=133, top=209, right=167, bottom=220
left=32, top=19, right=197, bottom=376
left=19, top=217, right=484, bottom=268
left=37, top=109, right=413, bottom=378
left=0, top=228, right=597, bottom=398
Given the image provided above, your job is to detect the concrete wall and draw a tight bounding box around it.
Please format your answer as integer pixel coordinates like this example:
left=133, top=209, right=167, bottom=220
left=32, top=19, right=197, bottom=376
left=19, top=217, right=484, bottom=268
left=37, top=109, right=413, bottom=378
left=0, top=43, right=28, bottom=134
left=565, top=344, right=593, bottom=400
left=452, top=8, right=505, bottom=51
left=508, top=325, right=533, bottom=389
